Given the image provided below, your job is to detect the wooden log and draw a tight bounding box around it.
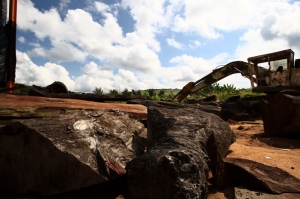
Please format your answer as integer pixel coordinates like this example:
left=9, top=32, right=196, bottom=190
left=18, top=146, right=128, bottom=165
left=260, top=93, right=300, bottom=135
left=45, top=93, right=148, bottom=102
left=0, top=94, right=147, bottom=120
left=235, top=187, right=300, bottom=199
left=128, top=99, right=223, bottom=119
left=0, top=109, right=147, bottom=195
left=126, top=103, right=236, bottom=199
left=225, top=158, right=300, bottom=194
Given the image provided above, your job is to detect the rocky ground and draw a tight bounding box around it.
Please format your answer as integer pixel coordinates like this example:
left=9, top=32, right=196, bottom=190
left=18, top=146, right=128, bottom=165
left=208, top=120, right=300, bottom=199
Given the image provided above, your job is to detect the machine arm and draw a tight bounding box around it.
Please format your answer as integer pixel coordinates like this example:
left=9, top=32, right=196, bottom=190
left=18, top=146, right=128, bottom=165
left=174, top=61, right=256, bottom=102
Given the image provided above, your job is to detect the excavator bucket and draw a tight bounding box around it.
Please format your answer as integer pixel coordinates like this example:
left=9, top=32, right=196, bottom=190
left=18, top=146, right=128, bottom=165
left=174, top=82, right=195, bottom=102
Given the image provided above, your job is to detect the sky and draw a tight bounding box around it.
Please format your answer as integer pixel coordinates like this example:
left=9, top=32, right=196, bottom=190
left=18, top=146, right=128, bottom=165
left=12, top=0, right=300, bottom=93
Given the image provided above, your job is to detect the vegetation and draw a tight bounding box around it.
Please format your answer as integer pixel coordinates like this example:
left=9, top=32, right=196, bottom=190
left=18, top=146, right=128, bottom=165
left=109, top=89, right=119, bottom=95
left=122, top=88, right=131, bottom=95
left=188, top=83, right=265, bottom=101
left=147, top=89, right=156, bottom=97
left=132, top=90, right=142, bottom=95
left=10, top=82, right=265, bottom=102
left=13, top=84, right=30, bottom=94
left=93, top=87, right=103, bottom=95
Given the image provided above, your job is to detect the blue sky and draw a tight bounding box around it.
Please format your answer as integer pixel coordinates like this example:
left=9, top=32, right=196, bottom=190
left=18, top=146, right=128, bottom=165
left=14, top=0, right=300, bottom=92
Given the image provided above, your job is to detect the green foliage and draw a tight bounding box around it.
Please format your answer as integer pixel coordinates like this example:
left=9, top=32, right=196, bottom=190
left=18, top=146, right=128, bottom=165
left=109, top=89, right=119, bottom=95
left=239, top=88, right=266, bottom=98
left=143, top=89, right=178, bottom=101
left=136, top=90, right=142, bottom=95
left=131, top=89, right=142, bottom=95
left=93, top=87, right=104, bottom=95
left=194, top=83, right=238, bottom=97
left=147, top=89, right=157, bottom=97
left=190, top=83, right=240, bottom=101
left=122, top=88, right=131, bottom=95
left=13, top=84, right=30, bottom=95
left=150, top=95, right=160, bottom=101
left=158, top=90, right=165, bottom=97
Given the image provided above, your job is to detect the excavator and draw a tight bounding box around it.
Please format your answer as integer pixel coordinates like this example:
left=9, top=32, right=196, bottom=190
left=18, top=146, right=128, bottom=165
left=174, top=49, right=300, bottom=102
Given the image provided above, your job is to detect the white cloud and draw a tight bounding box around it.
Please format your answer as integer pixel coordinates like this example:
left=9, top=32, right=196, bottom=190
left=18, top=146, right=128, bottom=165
left=18, top=36, right=25, bottom=43
left=16, top=50, right=75, bottom=90
left=166, top=38, right=184, bottom=49
left=18, top=0, right=162, bottom=72
left=189, top=40, right=201, bottom=49
left=95, top=1, right=111, bottom=13
left=113, top=69, right=147, bottom=91
left=80, top=62, right=113, bottom=79
left=28, top=40, right=88, bottom=62
left=59, top=0, right=71, bottom=11
left=171, top=0, right=300, bottom=40
left=15, top=0, right=300, bottom=92
left=16, top=51, right=165, bottom=92
left=120, top=0, right=169, bottom=52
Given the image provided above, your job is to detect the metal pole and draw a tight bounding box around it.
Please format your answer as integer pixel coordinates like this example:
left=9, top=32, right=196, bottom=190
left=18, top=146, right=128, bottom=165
left=6, top=0, right=17, bottom=93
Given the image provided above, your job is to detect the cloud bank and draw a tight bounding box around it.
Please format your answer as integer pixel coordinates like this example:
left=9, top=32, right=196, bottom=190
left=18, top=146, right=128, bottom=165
left=15, top=0, right=300, bottom=92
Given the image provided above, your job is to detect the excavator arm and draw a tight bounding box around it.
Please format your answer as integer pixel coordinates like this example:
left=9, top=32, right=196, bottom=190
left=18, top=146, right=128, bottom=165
left=174, top=61, right=266, bottom=102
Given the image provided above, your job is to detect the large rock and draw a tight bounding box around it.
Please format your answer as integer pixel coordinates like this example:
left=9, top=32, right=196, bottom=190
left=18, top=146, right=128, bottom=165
left=0, top=109, right=146, bottom=195
left=126, top=102, right=235, bottom=199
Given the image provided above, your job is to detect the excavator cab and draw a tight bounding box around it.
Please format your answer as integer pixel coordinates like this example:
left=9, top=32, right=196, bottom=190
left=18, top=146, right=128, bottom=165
left=248, top=49, right=300, bottom=93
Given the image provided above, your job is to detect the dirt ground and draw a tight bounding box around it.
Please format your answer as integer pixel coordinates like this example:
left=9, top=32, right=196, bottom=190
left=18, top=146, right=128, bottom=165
left=208, top=120, right=300, bottom=199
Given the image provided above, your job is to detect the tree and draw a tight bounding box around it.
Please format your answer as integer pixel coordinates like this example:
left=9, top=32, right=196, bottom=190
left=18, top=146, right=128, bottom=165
left=93, top=87, right=103, bottom=95
left=147, top=89, right=156, bottom=97
left=122, top=88, right=131, bottom=95
left=136, top=90, right=142, bottom=95
left=109, top=89, right=119, bottom=95
left=158, top=90, right=165, bottom=97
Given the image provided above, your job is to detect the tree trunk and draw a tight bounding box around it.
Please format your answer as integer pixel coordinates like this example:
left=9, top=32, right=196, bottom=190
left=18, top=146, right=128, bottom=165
left=0, top=109, right=147, bottom=195
left=225, top=158, right=300, bottom=194
left=0, top=94, right=147, bottom=120
left=126, top=103, right=236, bottom=199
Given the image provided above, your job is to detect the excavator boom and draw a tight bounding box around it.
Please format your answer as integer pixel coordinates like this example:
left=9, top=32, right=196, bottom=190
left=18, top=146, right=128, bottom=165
left=174, top=61, right=267, bottom=102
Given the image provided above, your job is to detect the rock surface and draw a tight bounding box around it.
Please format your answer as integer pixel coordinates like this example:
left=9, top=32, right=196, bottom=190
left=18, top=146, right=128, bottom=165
left=126, top=102, right=236, bottom=199
left=0, top=109, right=146, bottom=195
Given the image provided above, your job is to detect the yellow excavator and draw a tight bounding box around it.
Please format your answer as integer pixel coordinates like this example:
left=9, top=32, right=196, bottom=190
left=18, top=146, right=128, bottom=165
left=174, top=49, right=300, bottom=102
